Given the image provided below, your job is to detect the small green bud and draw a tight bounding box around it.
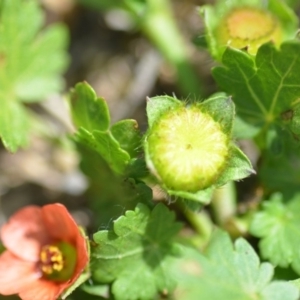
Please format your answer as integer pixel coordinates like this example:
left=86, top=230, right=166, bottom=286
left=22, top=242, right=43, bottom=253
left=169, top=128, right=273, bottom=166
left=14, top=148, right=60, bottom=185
left=145, top=103, right=230, bottom=192
left=200, top=1, right=298, bottom=61
left=216, top=7, right=282, bottom=55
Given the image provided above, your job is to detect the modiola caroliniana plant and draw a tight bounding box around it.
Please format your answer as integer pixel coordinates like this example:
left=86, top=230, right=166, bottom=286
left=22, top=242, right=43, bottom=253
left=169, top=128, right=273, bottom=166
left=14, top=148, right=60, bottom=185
left=1, top=0, right=300, bottom=299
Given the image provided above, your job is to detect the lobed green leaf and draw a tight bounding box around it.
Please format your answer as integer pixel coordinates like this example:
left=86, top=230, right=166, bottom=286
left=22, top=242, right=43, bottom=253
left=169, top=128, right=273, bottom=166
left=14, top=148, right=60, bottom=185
left=213, top=41, right=300, bottom=140
left=0, top=0, right=69, bottom=151
left=91, top=203, right=182, bottom=300
left=70, top=82, right=110, bottom=132
left=111, top=119, right=142, bottom=158
left=74, top=128, right=130, bottom=174
left=250, top=193, right=300, bottom=274
left=172, top=229, right=299, bottom=300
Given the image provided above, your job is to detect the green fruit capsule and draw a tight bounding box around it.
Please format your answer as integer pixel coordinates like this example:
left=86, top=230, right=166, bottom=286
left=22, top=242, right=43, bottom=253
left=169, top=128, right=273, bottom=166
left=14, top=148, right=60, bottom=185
left=145, top=104, right=230, bottom=192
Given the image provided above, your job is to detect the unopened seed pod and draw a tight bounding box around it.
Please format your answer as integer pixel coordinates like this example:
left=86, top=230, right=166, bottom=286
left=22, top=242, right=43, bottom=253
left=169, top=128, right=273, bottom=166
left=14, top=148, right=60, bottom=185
left=145, top=103, right=230, bottom=193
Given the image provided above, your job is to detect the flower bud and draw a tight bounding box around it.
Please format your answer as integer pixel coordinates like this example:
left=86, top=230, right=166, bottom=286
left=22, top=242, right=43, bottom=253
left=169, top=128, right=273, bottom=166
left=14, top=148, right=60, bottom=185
left=216, top=7, right=281, bottom=55
left=200, top=1, right=297, bottom=60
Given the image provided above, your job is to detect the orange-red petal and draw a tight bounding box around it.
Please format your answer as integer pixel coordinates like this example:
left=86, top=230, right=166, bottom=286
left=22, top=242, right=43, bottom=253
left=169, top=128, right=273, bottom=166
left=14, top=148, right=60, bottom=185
left=1, top=206, right=50, bottom=262
left=72, top=227, right=89, bottom=282
left=42, top=203, right=78, bottom=245
left=61, top=226, right=89, bottom=291
left=0, top=251, right=39, bottom=295
left=19, top=279, right=60, bottom=300
left=42, top=204, right=89, bottom=292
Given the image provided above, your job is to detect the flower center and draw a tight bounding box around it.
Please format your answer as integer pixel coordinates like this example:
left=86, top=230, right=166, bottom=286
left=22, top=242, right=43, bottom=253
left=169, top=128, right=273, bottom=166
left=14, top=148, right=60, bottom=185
left=39, top=241, right=77, bottom=282
left=40, top=245, right=64, bottom=275
left=226, top=7, right=276, bottom=41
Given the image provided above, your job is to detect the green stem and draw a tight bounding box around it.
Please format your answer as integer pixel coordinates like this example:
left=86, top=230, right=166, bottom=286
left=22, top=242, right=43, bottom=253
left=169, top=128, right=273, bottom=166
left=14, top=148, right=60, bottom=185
left=211, top=181, right=237, bottom=226
left=140, top=0, right=203, bottom=97
left=176, top=201, right=213, bottom=243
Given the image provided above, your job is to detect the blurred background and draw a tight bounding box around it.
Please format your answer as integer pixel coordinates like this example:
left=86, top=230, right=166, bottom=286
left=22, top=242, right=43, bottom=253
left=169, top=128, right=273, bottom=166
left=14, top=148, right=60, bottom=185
left=0, top=0, right=215, bottom=231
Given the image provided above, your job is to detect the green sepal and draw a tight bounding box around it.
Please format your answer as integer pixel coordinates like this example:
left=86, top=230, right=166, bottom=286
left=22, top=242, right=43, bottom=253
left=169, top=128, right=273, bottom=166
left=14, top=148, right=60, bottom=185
left=146, top=96, right=182, bottom=128
left=164, top=143, right=254, bottom=204
left=0, top=243, right=5, bottom=255
left=61, top=268, right=90, bottom=299
left=111, top=119, right=142, bottom=158
left=70, top=82, right=110, bottom=132
left=81, top=284, right=110, bottom=298
left=167, top=186, right=214, bottom=205
left=74, top=127, right=130, bottom=174
left=198, top=93, right=235, bottom=135
left=216, top=144, right=255, bottom=187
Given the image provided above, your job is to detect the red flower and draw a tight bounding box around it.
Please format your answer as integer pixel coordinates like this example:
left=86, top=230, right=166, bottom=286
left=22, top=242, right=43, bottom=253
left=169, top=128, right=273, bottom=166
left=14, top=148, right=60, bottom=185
left=0, top=203, right=89, bottom=300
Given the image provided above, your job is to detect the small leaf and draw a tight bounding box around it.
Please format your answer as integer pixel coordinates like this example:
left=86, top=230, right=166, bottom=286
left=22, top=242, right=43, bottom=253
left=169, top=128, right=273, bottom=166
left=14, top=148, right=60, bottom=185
left=111, top=119, right=141, bottom=158
left=75, top=128, right=130, bottom=174
left=172, top=229, right=299, bottom=300
left=91, top=203, right=182, bottom=300
left=70, top=82, right=110, bottom=132
left=250, top=193, right=300, bottom=274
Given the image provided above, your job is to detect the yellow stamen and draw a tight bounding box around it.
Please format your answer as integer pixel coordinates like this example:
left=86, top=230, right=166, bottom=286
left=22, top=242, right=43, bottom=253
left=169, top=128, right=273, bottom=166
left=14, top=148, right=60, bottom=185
left=39, top=245, right=64, bottom=276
